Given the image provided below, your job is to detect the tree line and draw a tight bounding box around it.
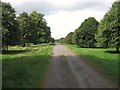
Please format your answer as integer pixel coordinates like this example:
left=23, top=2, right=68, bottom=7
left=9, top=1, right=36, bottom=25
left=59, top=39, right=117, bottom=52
left=59, top=1, right=120, bottom=52
left=1, top=2, right=54, bottom=50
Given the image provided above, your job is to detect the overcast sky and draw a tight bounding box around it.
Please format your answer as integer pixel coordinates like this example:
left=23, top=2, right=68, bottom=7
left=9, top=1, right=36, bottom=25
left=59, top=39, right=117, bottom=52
left=2, top=0, right=116, bottom=39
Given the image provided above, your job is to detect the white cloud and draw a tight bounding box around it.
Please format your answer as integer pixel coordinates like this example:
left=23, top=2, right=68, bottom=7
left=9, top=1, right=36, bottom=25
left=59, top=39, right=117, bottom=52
left=50, top=0, right=75, bottom=8
left=45, top=9, right=105, bottom=39
left=2, top=0, right=115, bottom=39
left=1, top=0, right=24, bottom=6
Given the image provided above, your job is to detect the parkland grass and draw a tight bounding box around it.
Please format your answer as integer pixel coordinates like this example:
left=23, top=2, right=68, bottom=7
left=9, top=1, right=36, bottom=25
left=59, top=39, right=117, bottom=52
left=1, top=44, right=53, bottom=88
left=65, top=44, right=119, bottom=83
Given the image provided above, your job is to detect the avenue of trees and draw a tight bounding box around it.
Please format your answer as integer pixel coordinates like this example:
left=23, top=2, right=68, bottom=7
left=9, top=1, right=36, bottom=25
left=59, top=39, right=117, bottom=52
left=59, top=1, right=120, bottom=52
left=1, top=2, right=54, bottom=50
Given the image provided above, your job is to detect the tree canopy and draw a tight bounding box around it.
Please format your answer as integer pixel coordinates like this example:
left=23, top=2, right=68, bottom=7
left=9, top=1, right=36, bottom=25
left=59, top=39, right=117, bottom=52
left=2, top=1, right=119, bottom=52
left=74, top=17, right=99, bottom=47
left=2, top=2, right=54, bottom=49
left=96, top=1, right=120, bottom=52
left=64, top=32, right=74, bottom=44
left=61, top=1, right=119, bottom=52
left=2, top=2, right=20, bottom=49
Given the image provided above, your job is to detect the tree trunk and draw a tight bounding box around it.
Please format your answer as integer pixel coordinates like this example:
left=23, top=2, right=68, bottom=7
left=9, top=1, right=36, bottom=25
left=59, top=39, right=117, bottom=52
left=116, top=46, right=119, bottom=53
left=22, top=43, right=25, bottom=47
left=23, top=43, right=25, bottom=47
left=7, top=45, right=8, bottom=50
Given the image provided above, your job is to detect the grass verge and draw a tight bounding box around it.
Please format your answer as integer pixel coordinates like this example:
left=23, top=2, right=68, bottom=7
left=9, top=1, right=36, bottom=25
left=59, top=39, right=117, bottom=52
left=2, top=44, right=53, bottom=88
left=65, top=44, right=119, bottom=84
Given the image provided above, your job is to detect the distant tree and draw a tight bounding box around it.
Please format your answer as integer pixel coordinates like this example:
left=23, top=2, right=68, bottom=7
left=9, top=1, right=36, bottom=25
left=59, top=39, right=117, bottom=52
left=64, top=32, right=74, bottom=44
left=59, top=38, right=65, bottom=44
left=2, top=2, right=20, bottom=49
left=76, top=17, right=99, bottom=47
left=39, top=20, right=51, bottom=43
left=50, top=38, right=55, bottom=43
left=72, top=29, right=79, bottom=44
left=17, top=12, right=32, bottom=46
left=29, top=11, right=44, bottom=44
left=29, top=11, right=51, bottom=44
left=96, top=1, right=120, bottom=52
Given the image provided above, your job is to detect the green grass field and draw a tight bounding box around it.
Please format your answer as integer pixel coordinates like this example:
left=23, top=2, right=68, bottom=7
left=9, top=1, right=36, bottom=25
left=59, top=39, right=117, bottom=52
left=1, top=44, right=53, bottom=88
left=65, top=44, right=119, bottom=83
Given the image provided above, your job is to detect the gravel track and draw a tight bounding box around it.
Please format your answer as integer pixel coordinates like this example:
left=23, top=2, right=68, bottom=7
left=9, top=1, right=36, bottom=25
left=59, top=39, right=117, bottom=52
left=44, top=44, right=117, bottom=88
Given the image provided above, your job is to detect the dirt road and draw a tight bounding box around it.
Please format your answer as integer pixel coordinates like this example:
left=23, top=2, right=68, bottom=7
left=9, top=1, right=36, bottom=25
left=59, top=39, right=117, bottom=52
left=44, top=44, right=117, bottom=88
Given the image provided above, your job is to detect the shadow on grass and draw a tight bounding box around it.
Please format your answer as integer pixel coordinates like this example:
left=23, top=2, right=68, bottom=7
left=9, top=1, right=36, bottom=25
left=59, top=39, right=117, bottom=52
left=2, top=50, right=30, bottom=55
left=2, top=54, right=51, bottom=88
left=76, top=46, right=107, bottom=49
left=105, top=50, right=120, bottom=54
left=90, top=47, right=108, bottom=49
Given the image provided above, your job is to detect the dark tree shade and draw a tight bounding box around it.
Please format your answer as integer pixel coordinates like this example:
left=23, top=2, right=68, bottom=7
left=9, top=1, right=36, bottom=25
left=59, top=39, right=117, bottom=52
left=2, top=2, right=20, bottom=49
left=0, top=2, right=2, bottom=49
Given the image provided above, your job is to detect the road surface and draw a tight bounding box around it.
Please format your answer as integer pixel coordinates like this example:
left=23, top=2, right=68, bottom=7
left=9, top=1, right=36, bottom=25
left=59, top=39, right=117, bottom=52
left=44, top=44, right=117, bottom=88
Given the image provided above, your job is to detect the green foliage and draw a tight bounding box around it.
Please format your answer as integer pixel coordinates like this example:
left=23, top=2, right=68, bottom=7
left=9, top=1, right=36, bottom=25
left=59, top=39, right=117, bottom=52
left=29, top=11, right=44, bottom=43
left=17, top=11, right=53, bottom=46
left=72, top=30, right=77, bottom=44
left=64, top=32, right=74, bottom=44
left=17, top=12, right=32, bottom=46
left=2, top=2, right=54, bottom=48
left=59, top=38, right=65, bottom=43
left=75, top=17, right=98, bottom=47
left=39, top=26, right=51, bottom=43
left=96, top=1, right=120, bottom=52
left=50, top=38, right=55, bottom=43
left=65, top=1, right=119, bottom=51
left=29, top=11, right=52, bottom=43
left=2, top=2, right=20, bottom=49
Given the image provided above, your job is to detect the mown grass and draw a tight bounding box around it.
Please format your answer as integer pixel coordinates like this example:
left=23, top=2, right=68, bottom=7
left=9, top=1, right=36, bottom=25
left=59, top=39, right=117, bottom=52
left=1, top=44, right=53, bottom=88
left=65, top=44, right=119, bottom=84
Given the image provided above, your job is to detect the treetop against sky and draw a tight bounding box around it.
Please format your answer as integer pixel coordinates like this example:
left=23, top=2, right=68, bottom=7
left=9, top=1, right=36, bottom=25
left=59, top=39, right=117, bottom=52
left=1, top=0, right=116, bottom=39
